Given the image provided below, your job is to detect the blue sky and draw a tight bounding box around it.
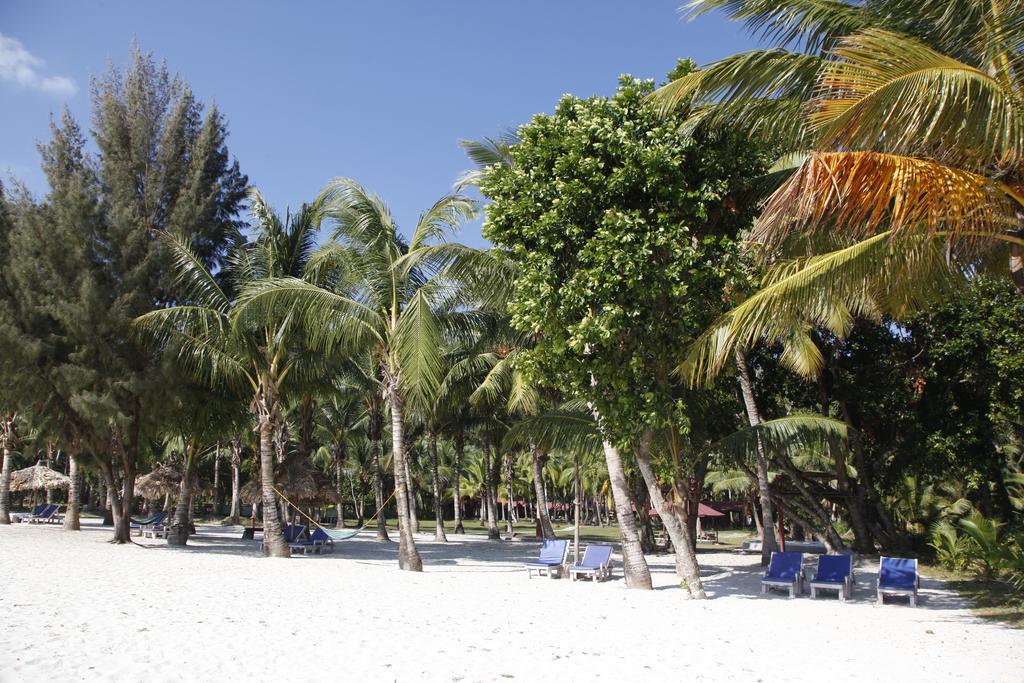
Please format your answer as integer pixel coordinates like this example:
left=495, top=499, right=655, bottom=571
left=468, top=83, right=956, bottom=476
left=1, top=1, right=758, bottom=248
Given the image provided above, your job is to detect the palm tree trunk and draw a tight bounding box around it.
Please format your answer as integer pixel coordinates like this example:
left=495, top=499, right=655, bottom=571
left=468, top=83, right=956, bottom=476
left=598, top=434, right=652, bottom=589
left=405, top=453, right=419, bottom=534
left=735, top=348, right=778, bottom=567
left=573, top=452, right=581, bottom=564
left=530, top=443, right=555, bottom=539
left=258, top=410, right=289, bottom=558
left=45, top=441, right=55, bottom=505
left=452, top=429, right=464, bottom=534
left=386, top=383, right=423, bottom=571
left=633, top=430, right=705, bottom=598
left=483, top=442, right=500, bottom=540
left=335, top=457, right=345, bottom=528
left=429, top=432, right=447, bottom=542
left=228, top=439, right=241, bottom=525
left=372, top=437, right=390, bottom=541
left=0, top=414, right=16, bottom=524
left=213, top=442, right=221, bottom=516
left=0, top=441, right=11, bottom=525
left=168, top=447, right=196, bottom=546
left=63, top=454, right=81, bottom=530
left=504, top=452, right=515, bottom=536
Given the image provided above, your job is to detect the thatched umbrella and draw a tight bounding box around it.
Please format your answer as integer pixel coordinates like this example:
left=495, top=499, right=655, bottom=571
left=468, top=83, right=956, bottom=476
left=134, top=465, right=205, bottom=501
left=10, top=462, right=71, bottom=493
left=240, top=455, right=337, bottom=506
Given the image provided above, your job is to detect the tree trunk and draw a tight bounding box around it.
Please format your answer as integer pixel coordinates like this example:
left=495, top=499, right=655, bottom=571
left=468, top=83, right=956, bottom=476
left=452, top=428, right=464, bottom=534
left=818, top=374, right=872, bottom=552
left=63, top=454, right=81, bottom=530
left=504, top=452, right=515, bottom=536
left=771, top=448, right=844, bottom=550
left=0, top=414, right=16, bottom=524
left=483, top=441, right=500, bottom=540
left=335, top=457, right=345, bottom=528
left=429, top=432, right=447, bottom=542
left=735, top=348, right=778, bottom=566
left=213, top=442, right=221, bottom=516
left=0, top=441, right=11, bottom=525
left=228, top=438, right=241, bottom=525
left=598, top=435, right=652, bottom=590
left=573, top=452, right=581, bottom=565
left=750, top=490, right=763, bottom=540
left=372, top=438, right=390, bottom=542
left=405, top=451, right=419, bottom=534
left=530, top=443, right=555, bottom=539
left=634, top=430, right=705, bottom=598
left=386, top=382, right=423, bottom=571
left=258, top=411, right=289, bottom=558
left=168, top=445, right=197, bottom=546
left=45, top=441, right=55, bottom=505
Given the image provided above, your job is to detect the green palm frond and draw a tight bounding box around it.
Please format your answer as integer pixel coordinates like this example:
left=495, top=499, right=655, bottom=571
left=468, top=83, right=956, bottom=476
left=681, top=230, right=961, bottom=383
left=709, top=414, right=849, bottom=461
left=812, top=29, right=1024, bottom=167
left=503, top=409, right=602, bottom=457
left=651, top=49, right=822, bottom=117
left=161, top=232, right=231, bottom=312
left=233, top=277, right=384, bottom=352
left=408, top=194, right=477, bottom=254
left=684, top=0, right=870, bottom=51
left=454, top=132, right=518, bottom=190
left=395, top=289, right=445, bottom=408
left=318, top=177, right=399, bottom=250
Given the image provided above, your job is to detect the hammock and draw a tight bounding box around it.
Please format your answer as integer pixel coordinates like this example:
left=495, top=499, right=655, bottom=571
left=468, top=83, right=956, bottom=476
left=318, top=527, right=364, bottom=541
left=129, top=512, right=165, bottom=525
left=270, top=484, right=396, bottom=542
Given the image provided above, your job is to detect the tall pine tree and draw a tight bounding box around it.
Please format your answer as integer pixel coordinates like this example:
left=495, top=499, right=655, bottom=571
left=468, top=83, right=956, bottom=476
left=0, top=48, right=247, bottom=541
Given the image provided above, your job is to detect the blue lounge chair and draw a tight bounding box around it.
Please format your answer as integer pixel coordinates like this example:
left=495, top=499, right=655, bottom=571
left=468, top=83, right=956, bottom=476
left=568, top=544, right=613, bottom=582
left=877, top=556, right=919, bottom=607
left=27, top=504, right=58, bottom=524
left=310, top=527, right=334, bottom=553
left=288, top=527, right=332, bottom=555
left=761, top=551, right=804, bottom=598
left=525, top=539, right=569, bottom=579
left=809, top=554, right=854, bottom=600
left=13, top=503, right=48, bottom=523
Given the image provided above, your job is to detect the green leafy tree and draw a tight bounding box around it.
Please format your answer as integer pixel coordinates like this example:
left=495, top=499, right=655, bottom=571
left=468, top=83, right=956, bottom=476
left=481, top=68, right=768, bottom=595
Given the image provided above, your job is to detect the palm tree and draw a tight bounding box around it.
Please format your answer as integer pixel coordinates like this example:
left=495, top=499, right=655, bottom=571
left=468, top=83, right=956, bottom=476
left=314, top=388, right=365, bottom=528
left=0, top=412, right=18, bottom=524
left=135, top=190, right=329, bottom=557
left=654, top=1, right=1024, bottom=383
left=234, top=178, right=477, bottom=571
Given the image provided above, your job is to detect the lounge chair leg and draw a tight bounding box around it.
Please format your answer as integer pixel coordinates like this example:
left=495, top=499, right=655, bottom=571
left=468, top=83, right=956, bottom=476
left=877, top=593, right=884, bottom=606
left=910, top=594, right=917, bottom=607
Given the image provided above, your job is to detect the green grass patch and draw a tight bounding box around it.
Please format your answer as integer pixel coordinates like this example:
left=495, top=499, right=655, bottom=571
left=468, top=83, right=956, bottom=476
left=921, top=564, right=1024, bottom=629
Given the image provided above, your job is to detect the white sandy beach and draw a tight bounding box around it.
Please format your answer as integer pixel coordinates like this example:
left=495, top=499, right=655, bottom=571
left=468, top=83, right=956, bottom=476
left=1, top=520, right=1022, bottom=682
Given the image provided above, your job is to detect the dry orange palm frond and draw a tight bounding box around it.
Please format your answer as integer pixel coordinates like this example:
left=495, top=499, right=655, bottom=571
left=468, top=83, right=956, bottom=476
left=753, top=151, right=1021, bottom=248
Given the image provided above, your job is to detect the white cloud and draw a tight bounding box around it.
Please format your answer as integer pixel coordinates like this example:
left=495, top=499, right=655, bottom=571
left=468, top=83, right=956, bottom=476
left=0, top=33, right=77, bottom=97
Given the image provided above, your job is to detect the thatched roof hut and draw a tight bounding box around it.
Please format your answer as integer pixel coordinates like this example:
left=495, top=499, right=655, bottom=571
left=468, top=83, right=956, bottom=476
left=9, top=462, right=71, bottom=493
left=134, top=465, right=203, bottom=500
left=240, top=455, right=337, bottom=506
